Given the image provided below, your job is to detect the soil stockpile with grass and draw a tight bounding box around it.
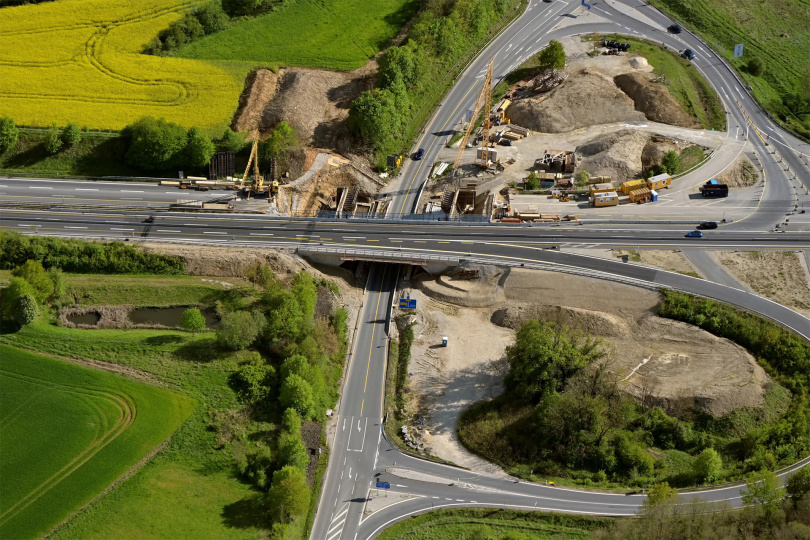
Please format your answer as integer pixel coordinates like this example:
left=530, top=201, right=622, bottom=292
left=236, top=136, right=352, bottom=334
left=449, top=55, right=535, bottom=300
left=614, top=72, right=696, bottom=127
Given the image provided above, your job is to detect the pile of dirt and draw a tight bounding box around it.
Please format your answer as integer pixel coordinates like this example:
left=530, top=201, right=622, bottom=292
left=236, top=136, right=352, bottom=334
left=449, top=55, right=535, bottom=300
left=575, top=129, right=651, bottom=181
left=260, top=65, right=375, bottom=151
left=506, top=68, right=645, bottom=133
left=714, top=251, right=810, bottom=317
left=232, top=69, right=279, bottom=133
left=614, top=72, right=696, bottom=128
left=641, top=136, right=679, bottom=170
left=716, top=155, right=760, bottom=187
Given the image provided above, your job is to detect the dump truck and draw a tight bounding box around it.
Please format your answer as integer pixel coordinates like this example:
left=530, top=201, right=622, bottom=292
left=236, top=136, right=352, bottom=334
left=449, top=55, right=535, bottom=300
left=699, top=180, right=729, bottom=198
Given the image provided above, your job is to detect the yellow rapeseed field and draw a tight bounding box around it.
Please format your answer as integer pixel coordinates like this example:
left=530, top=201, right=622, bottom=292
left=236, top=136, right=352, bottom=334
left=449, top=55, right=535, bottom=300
left=0, top=0, right=245, bottom=131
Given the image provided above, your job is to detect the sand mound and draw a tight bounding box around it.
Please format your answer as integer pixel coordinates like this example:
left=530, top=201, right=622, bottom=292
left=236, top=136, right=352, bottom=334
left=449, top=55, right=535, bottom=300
left=716, top=155, right=760, bottom=187
left=492, top=305, right=631, bottom=337
left=260, top=66, right=375, bottom=151
left=618, top=315, right=770, bottom=417
left=232, top=69, right=279, bottom=133
left=575, top=129, right=651, bottom=181
left=506, top=68, right=645, bottom=133
left=614, top=72, right=696, bottom=128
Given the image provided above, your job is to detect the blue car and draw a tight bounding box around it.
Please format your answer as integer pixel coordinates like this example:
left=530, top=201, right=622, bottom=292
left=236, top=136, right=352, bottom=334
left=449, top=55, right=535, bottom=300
left=685, top=230, right=703, bottom=238
left=414, top=148, right=425, bottom=160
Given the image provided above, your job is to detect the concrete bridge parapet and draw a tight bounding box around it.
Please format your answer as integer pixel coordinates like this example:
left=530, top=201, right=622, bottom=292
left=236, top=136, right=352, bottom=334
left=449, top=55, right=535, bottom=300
left=297, top=246, right=461, bottom=274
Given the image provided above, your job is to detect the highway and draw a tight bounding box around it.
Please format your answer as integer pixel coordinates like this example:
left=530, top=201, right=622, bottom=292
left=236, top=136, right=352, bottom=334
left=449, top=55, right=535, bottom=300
left=1, top=0, right=809, bottom=538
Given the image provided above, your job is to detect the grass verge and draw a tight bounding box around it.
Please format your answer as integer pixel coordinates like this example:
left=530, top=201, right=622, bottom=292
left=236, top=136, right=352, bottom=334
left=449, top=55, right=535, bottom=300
left=647, top=0, right=810, bottom=139
left=376, top=508, right=609, bottom=540
left=0, top=345, right=195, bottom=539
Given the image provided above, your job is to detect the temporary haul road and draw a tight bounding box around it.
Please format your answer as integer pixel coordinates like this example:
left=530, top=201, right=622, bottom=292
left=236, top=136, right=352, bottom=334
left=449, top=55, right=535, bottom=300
left=1, top=0, right=809, bottom=539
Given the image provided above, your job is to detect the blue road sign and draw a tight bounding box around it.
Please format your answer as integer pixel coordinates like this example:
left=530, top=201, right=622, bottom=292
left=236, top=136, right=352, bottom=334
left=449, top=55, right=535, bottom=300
left=376, top=482, right=391, bottom=489
left=734, top=44, right=744, bottom=58
left=399, top=298, right=417, bottom=309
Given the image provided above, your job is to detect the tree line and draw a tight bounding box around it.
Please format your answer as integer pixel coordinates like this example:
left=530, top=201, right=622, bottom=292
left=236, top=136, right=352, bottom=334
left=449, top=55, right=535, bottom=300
left=206, top=264, right=349, bottom=532
left=349, top=0, right=514, bottom=168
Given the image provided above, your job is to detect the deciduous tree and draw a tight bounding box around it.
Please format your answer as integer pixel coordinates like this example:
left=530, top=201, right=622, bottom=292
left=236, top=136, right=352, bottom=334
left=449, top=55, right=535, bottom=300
left=217, top=310, right=265, bottom=350
left=279, top=373, right=314, bottom=419
left=43, top=123, right=62, bottom=154
left=11, top=260, right=52, bottom=302
left=267, top=466, right=310, bottom=522
left=181, top=307, right=206, bottom=334
left=537, top=40, right=566, bottom=71
left=61, top=123, right=82, bottom=146
left=693, top=448, right=723, bottom=483
left=184, top=127, right=215, bottom=167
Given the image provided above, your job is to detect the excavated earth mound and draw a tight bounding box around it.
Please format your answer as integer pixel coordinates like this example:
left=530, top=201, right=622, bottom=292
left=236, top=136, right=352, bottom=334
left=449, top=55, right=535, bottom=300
left=614, top=72, right=696, bottom=128
left=506, top=68, right=645, bottom=132
left=717, top=155, right=760, bottom=187
left=641, top=136, right=679, bottom=171
left=260, top=67, right=375, bottom=151
left=232, top=69, right=278, bottom=133
left=575, top=129, right=651, bottom=181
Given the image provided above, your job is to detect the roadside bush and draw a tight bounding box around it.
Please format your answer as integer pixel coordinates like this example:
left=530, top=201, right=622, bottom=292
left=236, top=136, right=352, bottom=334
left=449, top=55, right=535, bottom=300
left=693, top=448, right=723, bottom=482
left=218, top=128, right=247, bottom=152
left=121, top=117, right=187, bottom=171
left=0, top=116, right=19, bottom=154
left=537, top=40, right=566, bottom=71
left=43, top=123, right=62, bottom=154
left=748, top=57, right=765, bottom=77
left=524, top=172, right=540, bottom=190
left=661, top=150, right=680, bottom=174
left=61, top=122, right=81, bottom=146
left=47, top=267, right=65, bottom=301
left=277, top=408, right=308, bottom=472
left=184, top=127, right=216, bottom=167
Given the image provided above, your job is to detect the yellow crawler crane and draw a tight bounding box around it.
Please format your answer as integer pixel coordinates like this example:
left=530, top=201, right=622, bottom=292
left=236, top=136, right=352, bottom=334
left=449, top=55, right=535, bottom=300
left=453, top=57, right=494, bottom=173
left=239, top=134, right=263, bottom=198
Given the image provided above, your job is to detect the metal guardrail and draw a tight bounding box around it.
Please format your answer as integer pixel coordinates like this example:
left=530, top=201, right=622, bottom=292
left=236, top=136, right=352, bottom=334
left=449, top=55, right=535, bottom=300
left=298, top=246, right=460, bottom=264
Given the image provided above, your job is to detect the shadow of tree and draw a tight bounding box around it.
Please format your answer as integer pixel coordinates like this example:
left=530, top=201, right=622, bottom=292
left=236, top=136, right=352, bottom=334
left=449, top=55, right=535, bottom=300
left=174, top=338, right=222, bottom=362
left=221, top=495, right=268, bottom=530
left=143, top=334, right=185, bottom=345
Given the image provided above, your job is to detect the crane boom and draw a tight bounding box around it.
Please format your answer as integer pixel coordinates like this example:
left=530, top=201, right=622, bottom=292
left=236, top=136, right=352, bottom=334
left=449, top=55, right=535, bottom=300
left=452, top=58, right=494, bottom=172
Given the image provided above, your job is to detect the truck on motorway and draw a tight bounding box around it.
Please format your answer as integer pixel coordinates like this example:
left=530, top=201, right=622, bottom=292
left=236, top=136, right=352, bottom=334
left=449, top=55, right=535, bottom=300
left=699, top=180, right=729, bottom=198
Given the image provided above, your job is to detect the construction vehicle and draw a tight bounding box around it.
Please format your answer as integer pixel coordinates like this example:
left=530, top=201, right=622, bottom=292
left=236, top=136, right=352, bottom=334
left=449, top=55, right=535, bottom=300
left=559, top=192, right=571, bottom=202
left=699, top=180, right=729, bottom=198
left=453, top=58, right=495, bottom=173
left=239, top=134, right=265, bottom=199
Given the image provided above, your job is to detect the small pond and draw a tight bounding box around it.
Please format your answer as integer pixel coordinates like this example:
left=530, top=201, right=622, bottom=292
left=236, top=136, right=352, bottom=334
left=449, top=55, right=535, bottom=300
left=67, top=312, right=101, bottom=326
left=128, top=307, right=219, bottom=328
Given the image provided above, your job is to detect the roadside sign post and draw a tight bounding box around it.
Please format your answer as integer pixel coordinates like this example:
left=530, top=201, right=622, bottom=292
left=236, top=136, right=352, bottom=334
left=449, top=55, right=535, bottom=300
left=734, top=44, right=744, bottom=58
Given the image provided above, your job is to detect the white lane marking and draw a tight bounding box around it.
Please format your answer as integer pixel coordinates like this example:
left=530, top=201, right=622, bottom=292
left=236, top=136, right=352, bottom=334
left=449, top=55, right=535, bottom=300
left=249, top=233, right=274, bottom=236
left=75, top=188, right=98, bottom=191
left=296, top=234, right=319, bottom=237
left=203, top=231, right=227, bottom=235
left=343, top=236, right=366, bottom=239
left=111, top=228, right=134, bottom=231
left=121, top=197, right=142, bottom=200
left=64, top=226, right=87, bottom=229
left=120, top=190, right=144, bottom=193
left=157, top=229, right=181, bottom=233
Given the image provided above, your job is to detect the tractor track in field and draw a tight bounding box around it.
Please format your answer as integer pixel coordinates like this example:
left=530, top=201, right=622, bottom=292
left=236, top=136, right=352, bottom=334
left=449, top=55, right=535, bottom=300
left=0, top=370, right=137, bottom=528
left=0, top=1, right=199, bottom=108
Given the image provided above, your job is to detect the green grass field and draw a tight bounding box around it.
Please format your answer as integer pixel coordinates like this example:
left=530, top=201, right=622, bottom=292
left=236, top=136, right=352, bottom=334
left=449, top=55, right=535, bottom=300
left=179, top=0, right=421, bottom=70
left=0, top=345, right=195, bottom=539
left=648, top=0, right=810, bottom=138
left=376, top=508, right=607, bottom=540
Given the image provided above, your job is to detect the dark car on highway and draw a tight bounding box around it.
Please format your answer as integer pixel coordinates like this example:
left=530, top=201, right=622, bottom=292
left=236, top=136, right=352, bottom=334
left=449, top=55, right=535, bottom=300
left=697, top=221, right=718, bottom=230
left=681, top=49, right=696, bottom=60
left=668, top=24, right=681, bottom=34
left=413, top=148, right=425, bottom=160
